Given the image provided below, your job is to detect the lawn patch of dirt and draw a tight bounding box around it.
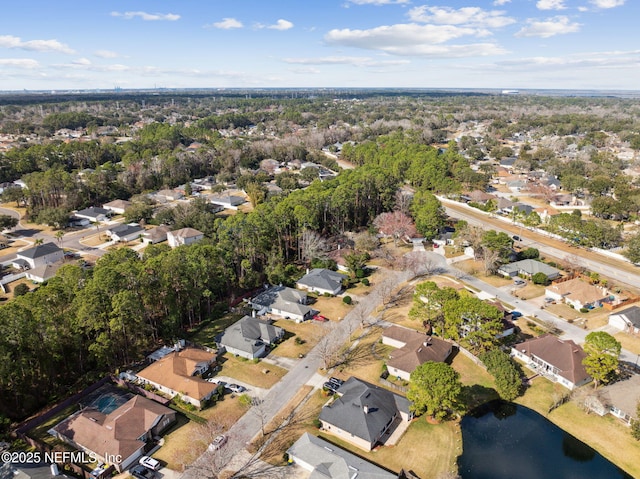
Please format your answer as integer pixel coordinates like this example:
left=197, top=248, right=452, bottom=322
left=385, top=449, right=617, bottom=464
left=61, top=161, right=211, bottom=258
left=312, top=295, right=352, bottom=322
left=614, top=331, right=640, bottom=355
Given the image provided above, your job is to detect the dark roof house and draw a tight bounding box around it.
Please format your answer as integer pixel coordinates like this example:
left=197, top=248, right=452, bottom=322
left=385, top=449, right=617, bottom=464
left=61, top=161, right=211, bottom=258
left=218, top=315, right=284, bottom=359
left=319, top=377, right=412, bottom=451
left=296, top=268, right=347, bottom=296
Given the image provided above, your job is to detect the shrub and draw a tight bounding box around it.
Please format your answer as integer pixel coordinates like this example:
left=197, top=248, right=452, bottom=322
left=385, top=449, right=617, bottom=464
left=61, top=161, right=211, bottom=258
left=532, top=272, right=549, bottom=285
left=13, top=283, right=29, bottom=297
left=342, top=296, right=352, bottom=305
left=361, top=278, right=370, bottom=286
left=312, top=419, right=322, bottom=429
left=579, top=308, right=589, bottom=313
left=252, top=358, right=261, bottom=364
left=355, top=268, right=365, bottom=279
left=294, top=336, right=305, bottom=345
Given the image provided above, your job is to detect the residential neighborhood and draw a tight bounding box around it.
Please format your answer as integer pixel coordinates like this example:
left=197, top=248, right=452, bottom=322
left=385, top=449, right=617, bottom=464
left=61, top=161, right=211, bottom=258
left=1, top=88, right=640, bottom=479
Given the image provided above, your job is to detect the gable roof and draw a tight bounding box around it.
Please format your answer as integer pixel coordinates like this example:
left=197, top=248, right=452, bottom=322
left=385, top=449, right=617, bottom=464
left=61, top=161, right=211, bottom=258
left=547, top=278, right=608, bottom=305
left=27, top=262, right=64, bottom=282
left=383, top=326, right=452, bottom=375
left=76, top=206, right=110, bottom=218
left=143, top=225, right=170, bottom=242
left=297, top=269, right=347, bottom=291
left=137, top=348, right=216, bottom=401
left=610, top=305, right=640, bottom=329
left=18, top=242, right=62, bottom=259
left=251, top=286, right=313, bottom=317
left=169, top=227, right=204, bottom=239
left=287, top=433, right=397, bottom=479
left=103, top=199, right=132, bottom=210
left=499, top=259, right=561, bottom=277
left=53, top=395, right=173, bottom=465
left=514, top=334, right=589, bottom=385
left=108, top=223, right=144, bottom=238
left=319, top=377, right=410, bottom=444
left=219, top=316, right=284, bottom=355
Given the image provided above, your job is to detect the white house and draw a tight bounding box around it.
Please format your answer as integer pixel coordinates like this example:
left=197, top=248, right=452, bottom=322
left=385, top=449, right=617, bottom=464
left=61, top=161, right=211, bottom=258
left=105, top=223, right=144, bottom=243
left=608, top=306, right=640, bottom=334
left=545, top=278, right=609, bottom=310
left=25, top=262, right=64, bottom=283
left=13, top=243, right=63, bottom=270
left=167, top=228, right=204, bottom=248
left=296, top=268, right=347, bottom=296
left=75, top=207, right=111, bottom=223
left=102, top=199, right=132, bottom=215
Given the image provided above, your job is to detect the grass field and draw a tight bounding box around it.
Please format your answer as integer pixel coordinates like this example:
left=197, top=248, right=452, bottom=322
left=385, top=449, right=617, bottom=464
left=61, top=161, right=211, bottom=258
left=217, top=353, right=287, bottom=389
left=27, top=404, right=80, bottom=449
left=614, top=331, right=640, bottom=355
left=312, top=295, right=352, bottom=322
left=187, top=313, right=245, bottom=347
left=271, top=320, right=324, bottom=358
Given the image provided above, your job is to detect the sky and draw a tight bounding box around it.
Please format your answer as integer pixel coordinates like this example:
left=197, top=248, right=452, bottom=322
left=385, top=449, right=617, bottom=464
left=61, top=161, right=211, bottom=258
left=0, top=0, right=638, bottom=91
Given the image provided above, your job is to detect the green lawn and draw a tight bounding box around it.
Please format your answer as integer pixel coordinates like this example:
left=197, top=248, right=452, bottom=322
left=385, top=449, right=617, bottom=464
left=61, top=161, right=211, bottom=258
left=217, top=353, right=288, bottom=389
left=27, top=404, right=80, bottom=449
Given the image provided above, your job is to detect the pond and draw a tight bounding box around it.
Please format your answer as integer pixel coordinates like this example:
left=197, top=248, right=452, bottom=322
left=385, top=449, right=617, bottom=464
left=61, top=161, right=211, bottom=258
left=458, top=401, right=633, bottom=479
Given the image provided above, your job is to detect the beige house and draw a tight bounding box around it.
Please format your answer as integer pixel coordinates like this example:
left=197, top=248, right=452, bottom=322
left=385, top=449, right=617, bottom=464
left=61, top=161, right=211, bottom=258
left=382, top=326, right=452, bottom=381
left=136, top=347, right=217, bottom=408
left=52, top=395, right=175, bottom=472
left=545, top=278, right=609, bottom=310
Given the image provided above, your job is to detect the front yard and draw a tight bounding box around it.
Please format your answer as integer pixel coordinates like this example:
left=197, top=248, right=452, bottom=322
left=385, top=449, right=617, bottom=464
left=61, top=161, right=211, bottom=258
left=271, top=319, right=324, bottom=358
left=216, top=353, right=287, bottom=389
left=311, top=295, right=352, bottom=322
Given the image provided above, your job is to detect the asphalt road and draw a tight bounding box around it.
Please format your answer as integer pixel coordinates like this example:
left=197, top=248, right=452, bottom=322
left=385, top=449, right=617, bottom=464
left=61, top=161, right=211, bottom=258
left=440, top=198, right=640, bottom=290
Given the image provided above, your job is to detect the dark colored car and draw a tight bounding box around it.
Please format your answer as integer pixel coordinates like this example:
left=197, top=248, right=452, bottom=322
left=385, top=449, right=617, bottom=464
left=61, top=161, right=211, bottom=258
left=130, top=465, right=156, bottom=479
left=323, top=381, right=338, bottom=393
left=328, top=377, right=344, bottom=387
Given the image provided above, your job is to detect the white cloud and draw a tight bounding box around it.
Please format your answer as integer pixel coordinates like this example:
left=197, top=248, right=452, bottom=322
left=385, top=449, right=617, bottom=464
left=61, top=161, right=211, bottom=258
left=536, top=0, right=567, bottom=10
left=590, top=0, right=625, bottom=8
left=493, top=0, right=511, bottom=4
left=0, top=35, right=75, bottom=54
left=0, top=58, right=39, bottom=68
left=282, top=56, right=410, bottom=66
left=408, top=6, right=516, bottom=28
left=207, top=18, right=243, bottom=29
left=268, top=19, right=294, bottom=30
left=494, top=49, right=640, bottom=71
left=72, top=58, right=91, bottom=65
left=515, top=16, right=581, bottom=38
left=94, top=50, right=119, bottom=58
left=347, top=0, right=410, bottom=4
left=111, top=11, right=180, bottom=21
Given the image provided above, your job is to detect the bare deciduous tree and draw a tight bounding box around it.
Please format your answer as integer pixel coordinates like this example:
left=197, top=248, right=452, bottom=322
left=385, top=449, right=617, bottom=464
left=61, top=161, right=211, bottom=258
left=402, top=251, right=439, bottom=278
left=300, top=229, right=328, bottom=264
left=373, top=211, right=417, bottom=246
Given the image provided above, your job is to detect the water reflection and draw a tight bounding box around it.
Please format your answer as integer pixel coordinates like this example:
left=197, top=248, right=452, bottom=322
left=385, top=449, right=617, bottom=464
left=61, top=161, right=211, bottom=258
left=458, top=400, right=632, bottom=479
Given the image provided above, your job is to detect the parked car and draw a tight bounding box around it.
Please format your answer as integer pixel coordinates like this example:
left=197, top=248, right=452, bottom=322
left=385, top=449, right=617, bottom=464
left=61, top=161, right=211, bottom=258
left=514, top=279, right=526, bottom=286
left=227, top=383, right=247, bottom=393
left=313, top=314, right=328, bottom=322
left=328, top=377, right=344, bottom=387
left=511, top=311, right=523, bottom=318
left=512, top=235, right=522, bottom=241
left=544, top=297, right=555, bottom=304
left=323, top=382, right=338, bottom=393
left=130, top=465, right=156, bottom=479
left=208, top=434, right=227, bottom=451
left=139, top=456, right=161, bottom=471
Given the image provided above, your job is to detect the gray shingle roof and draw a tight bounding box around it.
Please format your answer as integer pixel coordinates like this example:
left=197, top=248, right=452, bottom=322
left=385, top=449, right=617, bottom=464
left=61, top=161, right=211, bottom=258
left=611, top=306, right=640, bottom=329
left=499, top=259, right=561, bottom=278
left=251, top=286, right=312, bottom=316
left=287, top=433, right=396, bottom=479
left=219, top=316, right=283, bottom=355
left=319, top=377, right=410, bottom=445
left=18, top=242, right=62, bottom=259
left=297, top=268, right=347, bottom=292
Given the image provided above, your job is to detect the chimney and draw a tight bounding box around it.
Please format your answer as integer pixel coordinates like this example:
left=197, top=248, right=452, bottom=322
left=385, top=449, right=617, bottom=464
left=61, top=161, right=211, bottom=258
left=306, top=268, right=310, bottom=274
left=363, top=405, right=369, bottom=414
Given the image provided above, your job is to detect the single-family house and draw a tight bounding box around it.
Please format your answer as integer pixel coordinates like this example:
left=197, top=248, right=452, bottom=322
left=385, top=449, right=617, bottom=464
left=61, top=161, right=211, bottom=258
left=74, top=207, right=111, bottom=223
left=511, top=334, right=590, bottom=390
left=250, top=285, right=315, bottom=321
left=287, top=433, right=398, bottom=479
left=296, top=268, right=347, bottom=296
left=550, top=194, right=573, bottom=207
left=535, top=206, right=560, bottom=223
left=52, top=395, right=176, bottom=472
left=25, top=261, right=64, bottom=283
left=433, top=231, right=455, bottom=247
left=609, top=306, right=640, bottom=334
left=207, top=193, right=246, bottom=210
left=105, top=223, right=144, bottom=243
left=507, top=180, right=527, bottom=192
left=382, top=325, right=452, bottom=381
left=319, top=377, right=412, bottom=451
left=327, top=247, right=354, bottom=273
left=156, top=189, right=184, bottom=202
left=498, top=259, right=562, bottom=281
left=218, top=315, right=284, bottom=359
left=462, top=190, right=496, bottom=205
left=495, top=197, right=515, bottom=214
left=13, top=243, right=63, bottom=270
left=142, top=225, right=170, bottom=245
left=102, top=199, right=132, bottom=215
left=545, top=278, right=609, bottom=310
left=136, top=347, right=218, bottom=408
left=167, top=228, right=204, bottom=248
left=585, top=374, right=640, bottom=426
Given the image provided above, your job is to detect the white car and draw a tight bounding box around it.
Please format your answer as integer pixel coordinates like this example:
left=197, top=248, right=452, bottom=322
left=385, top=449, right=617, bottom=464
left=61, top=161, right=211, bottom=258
left=208, top=434, right=227, bottom=451
left=139, top=456, right=161, bottom=471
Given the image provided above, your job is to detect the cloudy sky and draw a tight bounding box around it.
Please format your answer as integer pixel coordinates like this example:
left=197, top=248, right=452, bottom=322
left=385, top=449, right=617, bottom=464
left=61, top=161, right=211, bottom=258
left=0, top=0, right=637, bottom=91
